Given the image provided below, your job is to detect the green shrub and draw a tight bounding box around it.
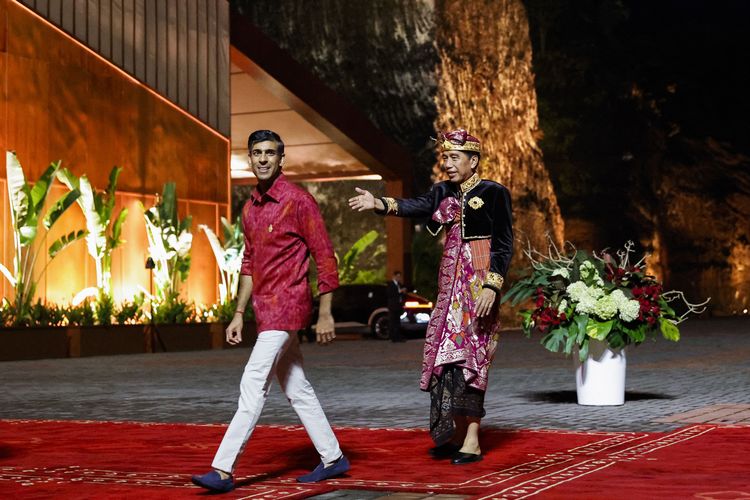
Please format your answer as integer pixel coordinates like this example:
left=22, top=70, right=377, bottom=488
left=115, top=295, right=145, bottom=325
left=65, top=301, right=96, bottom=327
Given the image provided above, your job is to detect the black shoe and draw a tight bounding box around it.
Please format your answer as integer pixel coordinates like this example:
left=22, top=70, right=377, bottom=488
left=451, top=451, right=483, bottom=465
left=429, top=442, right=460, bottom=458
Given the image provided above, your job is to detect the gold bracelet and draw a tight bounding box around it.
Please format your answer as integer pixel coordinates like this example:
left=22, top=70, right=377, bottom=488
left=484, top=272, right=504, bottom=292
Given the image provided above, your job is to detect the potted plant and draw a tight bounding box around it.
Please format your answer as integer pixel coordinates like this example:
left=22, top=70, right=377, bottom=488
left=502, top=238, right=709, bottom=405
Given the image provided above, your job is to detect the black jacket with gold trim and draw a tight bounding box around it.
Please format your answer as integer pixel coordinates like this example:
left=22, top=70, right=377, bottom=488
left=377, top=175, right=513, bottom=292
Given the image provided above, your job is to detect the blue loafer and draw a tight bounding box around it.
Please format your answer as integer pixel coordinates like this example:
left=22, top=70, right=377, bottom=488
left=296, top=455, right=350, bottom=483
left=191, top=470, right=235, bottom=493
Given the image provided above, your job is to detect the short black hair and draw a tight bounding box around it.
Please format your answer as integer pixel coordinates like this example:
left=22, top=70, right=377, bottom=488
left=247, top=130, right=285, bottom=155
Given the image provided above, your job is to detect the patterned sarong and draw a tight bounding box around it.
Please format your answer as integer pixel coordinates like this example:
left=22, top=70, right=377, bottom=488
left=420, top=197, right=501, bottom=393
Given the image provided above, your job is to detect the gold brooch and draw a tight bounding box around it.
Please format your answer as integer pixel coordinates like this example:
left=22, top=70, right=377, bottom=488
left=468, top=196, right=484, bottom=210
left=267, top=224, right=273, bottom=233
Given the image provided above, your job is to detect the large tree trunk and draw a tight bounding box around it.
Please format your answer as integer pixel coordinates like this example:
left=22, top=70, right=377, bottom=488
left=433, top=0, right=564, bottom=250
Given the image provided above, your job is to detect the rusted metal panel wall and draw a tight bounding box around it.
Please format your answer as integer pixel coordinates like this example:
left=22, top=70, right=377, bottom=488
left=1, top=0, right=228, bottom=305
left=18, top=0, right=229, bottom=136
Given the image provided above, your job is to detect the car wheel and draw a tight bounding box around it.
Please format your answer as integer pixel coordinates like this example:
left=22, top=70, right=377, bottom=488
left=371, top=312, right=390, bottom=340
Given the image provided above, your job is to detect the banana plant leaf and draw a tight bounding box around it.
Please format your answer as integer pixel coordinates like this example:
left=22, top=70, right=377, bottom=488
left=49, top=230, right=87, bottom=258
left=108, top=208, right=129, bottom=250
left=43, top=189, right=81, bottom=230
left=29, top=162, right=61, bottom=214
left=341, top=230, right=378, bottom=272
left=161, top=182, right=178, bottom=227
left=104, top=166, right=122, bottom=215
left=200, top=224, right=229, bottom=272
left=6, top=152, right=33, bottom=241
left=0, top=263, right=16, bottom=286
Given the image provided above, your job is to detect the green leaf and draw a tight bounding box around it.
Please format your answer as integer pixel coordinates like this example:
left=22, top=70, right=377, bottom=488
left=200, top=224, right=228, bottom=272
left=564, top=322, right=579, bottom=354
left=179, top=214, right=193, bottom=234
left=5, top=152, right=31, bottom=229
left=518, top=310, right=533, bottom=335
left=575, top=314, right=589, bottom=339
left=110, top=208, right=128, bottom=246
left=105, top=166, right=122, bottom=205
left=30, top=161, right=61, bottom=214
left=511, top=286, right=537, bottom=306
left=0, top=263, right=16, bottom=286
left=659, top=317, right=680, bottom=341
left=48, top=230, right=86, bottom=258
left=542, top=327, right=566, bottom=353
left=161, top=182, right=177, bottom=225
left=578, top=340, right=590, bottom=362
left=340, top=230, right=379, bottom=283
left=585, top=319, right=614, bottom=340
left=220, top=216, right=235, bottom=242
left=43, top=189, right=81, bottom=230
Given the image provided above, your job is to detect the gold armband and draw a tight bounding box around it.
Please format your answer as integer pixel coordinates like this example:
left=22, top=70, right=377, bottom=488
left=381, top=196, right=399, bottom=215
left=483, top=272, right=504, bottom=292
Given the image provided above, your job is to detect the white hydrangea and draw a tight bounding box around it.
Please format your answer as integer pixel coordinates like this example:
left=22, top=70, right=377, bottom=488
left=552, top=267, right=570, bottom=279
left=607, top=291, right=640, bottom=322
left=594, top=294, right=618, bottom=320
left=557, top=299, right=568, bottom=314
left=566, top=281, right=604, bottom=315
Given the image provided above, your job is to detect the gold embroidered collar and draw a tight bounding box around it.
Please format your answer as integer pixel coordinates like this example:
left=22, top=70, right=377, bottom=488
left=460, top=173, right=481, bottom=193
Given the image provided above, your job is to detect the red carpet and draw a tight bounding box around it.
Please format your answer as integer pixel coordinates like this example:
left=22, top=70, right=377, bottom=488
left=0, top=419, right=748, bottom=499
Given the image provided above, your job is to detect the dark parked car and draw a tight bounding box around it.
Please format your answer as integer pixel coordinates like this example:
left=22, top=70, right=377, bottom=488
left=305, top=284, right=433, bottom=340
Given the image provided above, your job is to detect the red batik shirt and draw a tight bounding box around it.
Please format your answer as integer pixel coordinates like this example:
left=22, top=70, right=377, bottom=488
left=240, top=174, right=339, bottom=332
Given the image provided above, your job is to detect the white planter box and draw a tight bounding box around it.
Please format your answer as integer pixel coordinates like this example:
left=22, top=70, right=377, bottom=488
left=575, top=339, right=626, bottom=406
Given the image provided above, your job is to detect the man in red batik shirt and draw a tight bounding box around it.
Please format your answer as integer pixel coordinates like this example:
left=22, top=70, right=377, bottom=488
left=192, top=130, right=350, bottom=493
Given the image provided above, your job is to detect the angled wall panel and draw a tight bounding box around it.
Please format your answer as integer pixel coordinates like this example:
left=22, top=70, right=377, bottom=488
left=20, top=0, right=229, bottom=136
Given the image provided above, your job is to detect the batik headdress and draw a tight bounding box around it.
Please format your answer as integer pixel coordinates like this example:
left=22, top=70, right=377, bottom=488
left=438, top=129, right=481, bottom=154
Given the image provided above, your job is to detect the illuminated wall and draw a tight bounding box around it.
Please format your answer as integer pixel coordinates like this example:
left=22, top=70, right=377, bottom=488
left=0, top=0, right=229, bottom=307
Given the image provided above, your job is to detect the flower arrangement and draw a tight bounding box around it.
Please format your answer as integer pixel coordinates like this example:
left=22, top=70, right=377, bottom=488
left=502, top=238, right=709, bottom=361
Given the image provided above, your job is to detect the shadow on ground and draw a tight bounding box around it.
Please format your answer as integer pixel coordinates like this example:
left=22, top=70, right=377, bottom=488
left=523, top=391, right=675, bottom=404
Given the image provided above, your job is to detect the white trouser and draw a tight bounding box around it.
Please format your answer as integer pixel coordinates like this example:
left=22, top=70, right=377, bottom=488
left=211, top=330, right=341, bottom=473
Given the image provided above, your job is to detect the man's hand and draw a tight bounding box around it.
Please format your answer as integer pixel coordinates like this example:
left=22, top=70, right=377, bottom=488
left=225, top=313, right=244, bottom=345
left=475, top=288, right=498, bottom=318
left=315, top=291, right=336, bottom=345
left=348, top=187, right=383, bottom=212
left=314, top=312, right=336, bottom=345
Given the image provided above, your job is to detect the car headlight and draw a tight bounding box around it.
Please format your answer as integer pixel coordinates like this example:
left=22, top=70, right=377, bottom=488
left=415, top=313, right=430, bottom=323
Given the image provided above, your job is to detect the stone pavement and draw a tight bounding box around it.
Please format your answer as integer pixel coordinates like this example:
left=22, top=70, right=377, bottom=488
left=0, top=317, right=748, bottom=499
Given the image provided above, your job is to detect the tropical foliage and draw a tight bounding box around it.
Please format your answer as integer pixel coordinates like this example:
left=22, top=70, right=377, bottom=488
left=141, top=182, right=193, bottom=302
left=338, top=229, right=385, bottom=285
left=0, top=153, right=85, bottom=326
left=56, top=166, right=128, bottom=299
left=502, top=238, right=709, bottom=361
left=199, top=216, right=244, bottom=305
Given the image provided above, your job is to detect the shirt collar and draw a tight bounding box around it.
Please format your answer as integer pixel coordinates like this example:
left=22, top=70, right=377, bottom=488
left=460, top=173, right=481, bottom=193
left=251, top=174, right=288, bottom=203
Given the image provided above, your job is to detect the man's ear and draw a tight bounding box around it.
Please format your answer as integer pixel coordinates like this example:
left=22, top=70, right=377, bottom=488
left=471, top=154, right=479, bottom=170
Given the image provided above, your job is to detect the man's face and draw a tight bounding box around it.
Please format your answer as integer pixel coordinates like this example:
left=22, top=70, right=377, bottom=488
left=249, top=140, right=284, bottom=182
left=441, top=151, right=476, bottom=184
